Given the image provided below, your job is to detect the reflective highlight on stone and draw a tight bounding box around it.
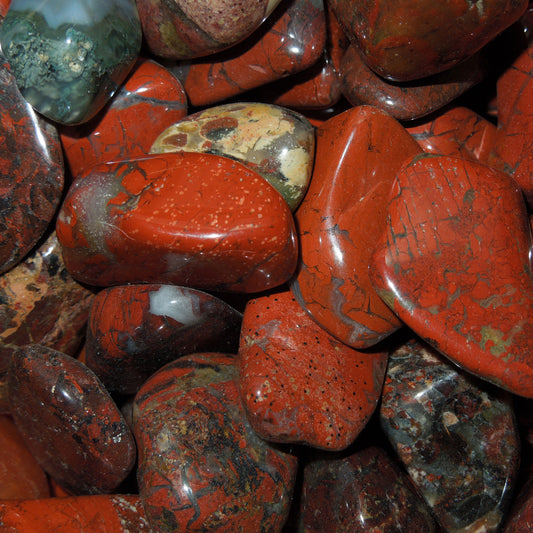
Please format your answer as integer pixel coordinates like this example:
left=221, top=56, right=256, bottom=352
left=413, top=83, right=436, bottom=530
left=0, top=0, right=142, bottom=124
left=380, top=338, right=519, bottom=532
left=133, top=353, right=297, bottom=532
left=150, top=102, right=314, bottom=210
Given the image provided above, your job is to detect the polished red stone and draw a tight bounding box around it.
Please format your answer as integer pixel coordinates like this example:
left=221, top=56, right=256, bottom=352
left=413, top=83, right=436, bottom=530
left=0, top=231, right=94, bottom=413
left=0, top=58, right=64, bottom=275
left=407, top=106, right=497, bottom=164
left=173, top=0, right=326, bottom=107
left=9, top=345, right=136, bottom=494
left=330, top=0, right=527, bottom=81
left=239, top=288, right=388, bottom=450
left=86, top=284, right=242, bottom=394
left=505, top=478, right=533, bottom=532
left=59, top=59, right=187, bottom=178
left=371, top=154, right=533, bottom=398
left=0, top=415, right=49, bottom=500
left=340, top=44, right=486, bottom=121
left=0, top=0, right=10, bottom=18
left=292, top=106, right=421, bottom=348
left=56, top=152, right=297, bottom=292
left=136, top=0, right=281, bottom=60
left=133, top=353, right=297, bottom=532
left=0, top=495, right=152, bottom=531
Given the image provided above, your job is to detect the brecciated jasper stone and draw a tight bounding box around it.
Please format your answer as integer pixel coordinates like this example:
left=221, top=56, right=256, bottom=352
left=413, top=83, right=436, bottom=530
left=136, top=0, right=281, bottom=60
left=291, top=106, right=421, bottom=349
left=150, top=102, right=314, bottom=211
left=56, top=152, right=297, bottom=292
left=133, top=353, right=297, bottom=532
left=406, top=106, right=497, bottom=165
left=330, top=0, right=527, bottom=81
left=0, top=56, right=64, bottom=276
left=238, top=288, right=388, bottom=450
left=371, top=154, right=533, bottom=398
left=171, top=0, right=326, bottom=108
left=0, top=0, right=142, bottom=125
left=8, top=345, right=136, bottom=495
left=299, top=446, right=439, bottom=532
left=60, top=58, right=188, bottom=178
left=380, top=339, right=519, bottom=532
left=0, top=495, right=152, bottom=531
left=86, top=284, right=242, bottom=394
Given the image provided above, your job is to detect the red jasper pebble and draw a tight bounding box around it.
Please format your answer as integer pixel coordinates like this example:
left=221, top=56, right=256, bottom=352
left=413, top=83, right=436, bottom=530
left=0, top=495, right=152, bottom=532
left=59, top=59, right=188, bottom=178
left=239, top=288, right=388, bottom=450
left=0, top=415, right=49, bottom=500
left=8, top=345, right=136, bottom=495
left=371, top=154, right=533, bottom=398
left=292, top=106, right=421, bottom=348
left=505, top=478, right=533, bottom=532
left=56, top=152, right=297, bottom=292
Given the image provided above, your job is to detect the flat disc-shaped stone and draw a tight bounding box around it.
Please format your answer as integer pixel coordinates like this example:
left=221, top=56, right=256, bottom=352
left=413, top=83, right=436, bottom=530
left=380, top=339, right=519, bottom=532
left=0, top=56, right=64, bottom=275
left=8, top=345, right=136, bottom=495
left=133, top=353, right=297, bottom=532
left=56, top=152, right=297, bottom=292
left=371, top=154, right=533, bottom=397
left=292, top=106, right=421, bottom=348
left=239, top=288, right=388, bottom=450
left=86, top=284, right=242, bottom=394
left=150, top=102, right=314, bottom=211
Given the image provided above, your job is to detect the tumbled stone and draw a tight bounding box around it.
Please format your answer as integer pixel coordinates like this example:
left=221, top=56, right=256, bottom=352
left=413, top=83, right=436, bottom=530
left=133, top=353, right=297, bottom=532
left=330, top=0, right=527, bottom=81
left=380, top=338, right=519, bottom=532
left=86, top=284, right=242, bottom=394
left=171, top=0, right=326, bottom=107
left=239, top=288, right=388, bottom=450
left=56, top=152, right=297, bottom=292
left=291, top=106, right=421, bottom=348
left=137, top=0, right=281, bottom=60
left=0, top=495, right=152, bottom=531
left=0, top=0, right=142, bottom=124
left=0, top=231, right=94, bottom=413
left=9, top=345, right=136, bottom=494
left=407, top=106, right=497, bottom=164
left=340, top=44, right=487, bottom=122
left=505, top=478, right=533, bottom=532
left=371, top=154, right=533, bottom=397
left=0, top=55, right=64, bottom=275
left=0, top=414, right=50, bottom=500
left=60, top=58, right=187, bottom=177
left=300, top=446, right=439, bottom=532
left=150, top=102, right=314, bottom=210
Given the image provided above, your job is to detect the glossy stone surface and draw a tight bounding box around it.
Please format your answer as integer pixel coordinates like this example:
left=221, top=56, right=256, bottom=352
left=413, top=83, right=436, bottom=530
left=9, top=345, right=136, bottom=494
left=0, top=0, right=10, bottom=18
left=133, top=353, right=297, bottom=532
left=340, top=44, right=486, bottom=122
left=0, top=231, right=94, bottom=413
left=0, top=56, right=64, bottom=275
left=371, top=154, right=533, bottom=397
left=171, top=0, right=326, bottom=107
left=0, top=495, right=152, bottom=531
left=407, top=106, right=497, bottom=164
left=60, top=58, right=187, bottom=178
left=380, top=338, right=519, bottom=532
left=330, top=0, right=527, bottom=81
left=137, top=0, right=281, bottom=60
left=292, top=106, right=421, bottom=348
left=239, top=288, right=388, bottom=450
left=150, top=102, right=314, bottom=210
left=300, top=446, right=439, bottom=532
left=0, top=415, right=50, bottom=500
left=0, top=0, right=142, bottom=124
left=86, top=284, right=242, bottom=394
left=56, top=152, right=297, bottom=292
left=505, top=479, right=533, bottom=532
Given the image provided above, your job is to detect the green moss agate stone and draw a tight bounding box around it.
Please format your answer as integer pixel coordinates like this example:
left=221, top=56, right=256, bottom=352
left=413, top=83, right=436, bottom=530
left=0, top=0, right=142, bottom=125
